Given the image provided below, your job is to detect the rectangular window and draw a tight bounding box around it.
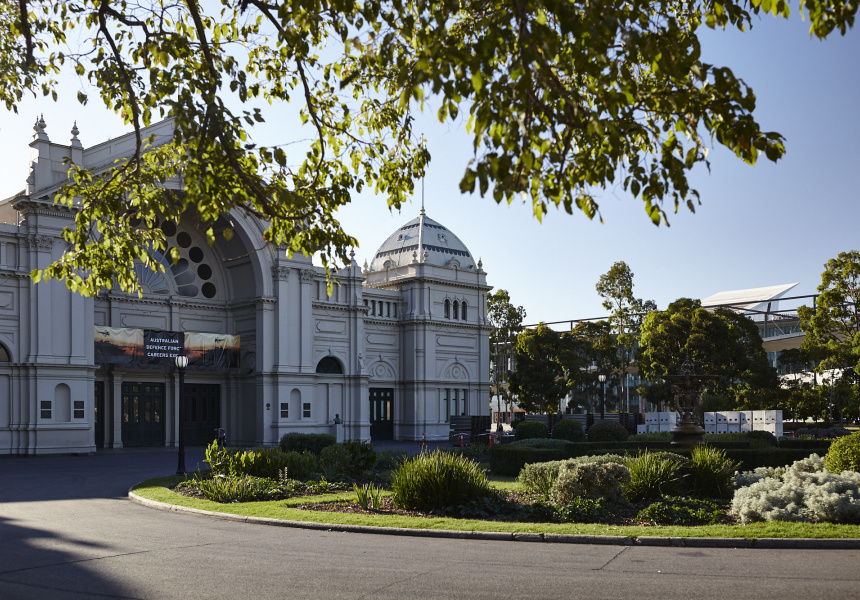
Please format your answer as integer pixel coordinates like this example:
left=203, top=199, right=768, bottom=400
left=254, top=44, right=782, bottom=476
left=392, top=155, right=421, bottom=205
left=379, top=300, right=384, bottom=316
left=303, top=402, right=311, bottom=418
left=391, top=303, right=396, bottom=318
left=40, top=400, right=51, bottom=419
left=461, top=389, right=468, bottom=416
left=280, top=402, right=289, bottom=418
left=444, top=389, right=450, bottom=421
left=386, top=302, right=391, bottom=317
left=73, top=400, right=85, bottom=419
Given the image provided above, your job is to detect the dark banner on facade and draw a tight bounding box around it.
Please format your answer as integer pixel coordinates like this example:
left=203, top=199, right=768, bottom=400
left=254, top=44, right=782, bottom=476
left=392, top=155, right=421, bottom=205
left=144, top=330, right=184, bottom=361
left=95, top=327, right=239, bottom=369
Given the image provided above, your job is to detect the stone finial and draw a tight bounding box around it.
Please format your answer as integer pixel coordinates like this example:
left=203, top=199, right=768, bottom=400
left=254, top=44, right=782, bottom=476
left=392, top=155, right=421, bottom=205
left=477, top=257, right=483, bottom=270
left=70, top=121, right=83, bottom=148
left=412, top=250, right=418, bottom=263
left=33, top=114, right=49, bottom=141
left=362, top=259, right=369, bottom=275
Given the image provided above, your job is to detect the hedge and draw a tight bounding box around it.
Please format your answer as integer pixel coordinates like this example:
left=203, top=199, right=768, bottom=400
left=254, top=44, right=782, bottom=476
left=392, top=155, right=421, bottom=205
left=489, top=443, right=824, bottom=476
left=777, top=438, right=833, bottom=451
left=489, top=444, right=574, bottom=476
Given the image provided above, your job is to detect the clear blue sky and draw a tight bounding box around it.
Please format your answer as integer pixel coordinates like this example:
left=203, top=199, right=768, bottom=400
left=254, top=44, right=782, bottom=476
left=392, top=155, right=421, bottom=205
left=1, top=12, right=857, bottom=325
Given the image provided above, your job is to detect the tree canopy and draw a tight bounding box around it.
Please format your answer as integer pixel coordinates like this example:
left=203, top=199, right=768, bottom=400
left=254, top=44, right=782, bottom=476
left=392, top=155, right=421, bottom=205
left=3, top=0, right=857, bottom=293
left=487, top=289, right=526, bottom=410
left=799, top=250, right=860, bottom=378
left=595, top=261, right=654, bottom=410
left=509, top=323, right=567, bottom=414
left=637, top=297, right=777, bottom=401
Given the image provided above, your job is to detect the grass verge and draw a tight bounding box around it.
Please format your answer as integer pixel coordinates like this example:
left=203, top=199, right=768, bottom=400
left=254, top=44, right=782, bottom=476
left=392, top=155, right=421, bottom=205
left=132, top=476, right=860, bottom=540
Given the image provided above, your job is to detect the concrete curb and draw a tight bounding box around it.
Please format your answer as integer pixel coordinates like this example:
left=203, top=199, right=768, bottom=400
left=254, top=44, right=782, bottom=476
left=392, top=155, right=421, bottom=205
left=128, top=489, right=860, bottom=549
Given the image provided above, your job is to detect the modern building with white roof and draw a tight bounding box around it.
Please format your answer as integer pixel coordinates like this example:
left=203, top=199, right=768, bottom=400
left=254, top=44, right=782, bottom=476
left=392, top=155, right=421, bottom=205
left=0, top=118, right=490, bottom=455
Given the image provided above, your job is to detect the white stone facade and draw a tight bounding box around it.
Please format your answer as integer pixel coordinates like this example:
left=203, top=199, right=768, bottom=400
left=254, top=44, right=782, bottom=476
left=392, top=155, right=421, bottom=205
left=0, top=118, right=491, bottom=454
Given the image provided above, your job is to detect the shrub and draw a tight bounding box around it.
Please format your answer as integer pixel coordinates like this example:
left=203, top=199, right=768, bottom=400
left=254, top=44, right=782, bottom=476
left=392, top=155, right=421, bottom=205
left=623, top=451, right=687, bottom=502
left=279, top=433, right=337, bottom=455
left=824, top=432, right=860, bottom=474
left=731, top=454, right=860, bottom=524
left=390, top=450, right=497, bottom=512
left=746, top=430, right=777, bottom=447
left=515, top=453, right=629, bottom=495
left=519, top=460, right=569, bottom=495
left=204, top=442, right=320, bottom=480
left=186, top=474, right=278, bottom=503
left=637, top=497, right=731, bottom=526
left=555, top=497, right=613, bottom=523
left=548, top=461, right=630, bottom=504
left=353, top=483, right=384, bottom=509
left=515, top=420, right=548, bottom=441
left=688, top=445, right=741, bottom=499
left=587, top=420, right=629, bottom=442
left=732, top=466, right=786, bottom=489
left=374, top=449, right=408, bottom=471
left=552, top=419, right=585, bottom=442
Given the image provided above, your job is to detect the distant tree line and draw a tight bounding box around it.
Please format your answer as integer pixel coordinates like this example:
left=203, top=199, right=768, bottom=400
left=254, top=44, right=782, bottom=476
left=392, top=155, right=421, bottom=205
left=493, top=253, right=860, bottom=423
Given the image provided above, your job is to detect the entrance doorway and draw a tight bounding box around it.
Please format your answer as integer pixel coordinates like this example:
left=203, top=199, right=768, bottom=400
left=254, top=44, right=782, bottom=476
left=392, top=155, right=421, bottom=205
left=94, top=381, right=105, bottom=448
left=369, top=388, right=394, bottom=441
left=121, top=382, right=165, bottom=447
left=183, top=383, right=221, bottom=445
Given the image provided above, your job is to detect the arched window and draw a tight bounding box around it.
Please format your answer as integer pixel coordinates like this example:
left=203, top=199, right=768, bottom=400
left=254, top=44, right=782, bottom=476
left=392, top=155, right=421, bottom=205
left=453, top=300, right=459, bottom=320
left=0, top=343, right=10, bottom=362
left=461, top=301, right=467, bottom=321
left=444, top=299, right=450, bottom=319
left=316, top=356, right=344, bottom=374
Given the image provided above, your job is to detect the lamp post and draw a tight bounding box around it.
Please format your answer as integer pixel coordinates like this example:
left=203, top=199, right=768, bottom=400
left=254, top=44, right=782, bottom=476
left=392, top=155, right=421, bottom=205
left=598, top=368, right=606, bottom=421
left=175, top=354, right=188, bottom=475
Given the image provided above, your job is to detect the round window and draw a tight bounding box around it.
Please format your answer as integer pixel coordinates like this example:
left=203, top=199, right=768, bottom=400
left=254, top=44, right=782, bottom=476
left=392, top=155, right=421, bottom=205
left=176, top=232, right=192, bottom=248
left=160, top=220, right=177, bottom=237
left=197, top=264, right=212, bottom=280
left=202, top=282, right=217, bottom=298
left=189, top=247, right=204, bottom=263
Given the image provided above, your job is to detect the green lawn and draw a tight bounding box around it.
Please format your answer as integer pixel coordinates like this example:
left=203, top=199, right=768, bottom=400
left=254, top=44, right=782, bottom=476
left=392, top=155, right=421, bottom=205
left=132, top=475, right=860, bottom=539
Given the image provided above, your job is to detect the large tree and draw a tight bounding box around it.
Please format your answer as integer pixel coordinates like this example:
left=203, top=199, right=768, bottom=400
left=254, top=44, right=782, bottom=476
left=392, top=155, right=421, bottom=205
left=595, top=261, right=655, bottom=411
left=563, top=320, right=620, bottom=412
left=509, top=323, right=566, bottom=414
left=799, top=250, right=860, bottom=378
left=637, top=298, right=778, bottom=405
left=3, top=0, right=855, bottom=293
left=487, top=289, right=526, bottom=418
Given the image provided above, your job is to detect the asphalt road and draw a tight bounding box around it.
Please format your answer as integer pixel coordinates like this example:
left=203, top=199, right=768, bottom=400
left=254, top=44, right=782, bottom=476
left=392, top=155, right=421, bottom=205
left=1, top=448, right=859, bottom=600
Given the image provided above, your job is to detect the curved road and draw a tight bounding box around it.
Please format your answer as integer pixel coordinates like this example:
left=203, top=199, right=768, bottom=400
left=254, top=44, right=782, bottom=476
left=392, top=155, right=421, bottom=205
left=1, top=448, right=858, bottom=600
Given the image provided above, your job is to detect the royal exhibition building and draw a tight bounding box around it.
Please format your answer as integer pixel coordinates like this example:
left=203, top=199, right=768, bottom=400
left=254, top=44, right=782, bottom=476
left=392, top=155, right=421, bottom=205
left=0, top=118, right=491, bottom=455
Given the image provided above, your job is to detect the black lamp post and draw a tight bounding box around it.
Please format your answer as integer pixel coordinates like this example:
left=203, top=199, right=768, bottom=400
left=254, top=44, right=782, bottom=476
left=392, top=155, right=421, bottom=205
left=175, top=354, right=188, bottom=475
left=598, top=368, right=606, bottom=421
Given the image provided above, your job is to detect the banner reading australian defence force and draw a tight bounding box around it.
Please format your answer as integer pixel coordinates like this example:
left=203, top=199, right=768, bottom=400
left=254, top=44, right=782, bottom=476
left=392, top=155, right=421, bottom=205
left=94, top=327, right=239, bottom=369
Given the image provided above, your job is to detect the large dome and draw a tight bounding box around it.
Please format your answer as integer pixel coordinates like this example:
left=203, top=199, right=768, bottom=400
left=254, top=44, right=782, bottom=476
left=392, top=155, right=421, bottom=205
left=368, top=211, right=477, bottom=272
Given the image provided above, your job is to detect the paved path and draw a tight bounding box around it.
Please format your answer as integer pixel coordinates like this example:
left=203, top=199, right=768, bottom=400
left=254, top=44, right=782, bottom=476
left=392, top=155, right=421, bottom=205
left=1, top=448, right=859, bottom=599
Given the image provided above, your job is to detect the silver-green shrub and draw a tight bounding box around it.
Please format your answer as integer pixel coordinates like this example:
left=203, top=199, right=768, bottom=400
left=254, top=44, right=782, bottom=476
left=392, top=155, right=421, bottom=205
left=518, top=454, right=627, bottom=495
left=732, top=466, right=785, bottom=489
left=549, top=462, right=630, bottom=504
left=731, top=454, right=860, bottom=524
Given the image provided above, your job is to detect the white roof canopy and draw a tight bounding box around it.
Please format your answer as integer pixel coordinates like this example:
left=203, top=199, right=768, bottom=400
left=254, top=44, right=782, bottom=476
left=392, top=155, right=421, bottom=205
left=701, top=283, right=799, bottom=313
